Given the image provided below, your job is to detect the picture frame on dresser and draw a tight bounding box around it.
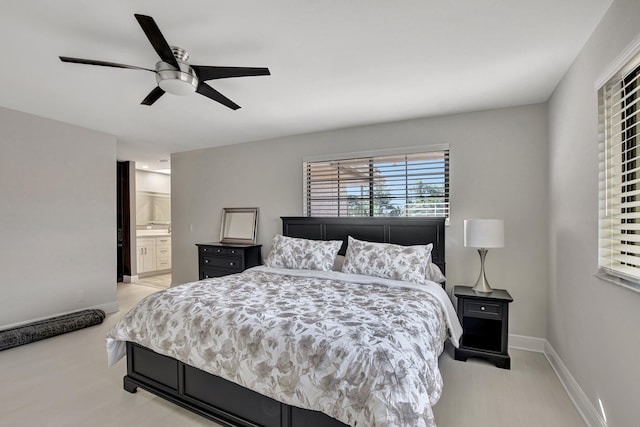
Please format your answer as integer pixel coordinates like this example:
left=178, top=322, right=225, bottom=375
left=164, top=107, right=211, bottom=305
left=219, top=207, right=259, bottom=244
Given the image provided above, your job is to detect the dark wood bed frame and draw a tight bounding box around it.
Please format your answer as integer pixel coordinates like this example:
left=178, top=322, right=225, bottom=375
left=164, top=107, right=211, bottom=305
left=123, top=216, right=446, bottom=427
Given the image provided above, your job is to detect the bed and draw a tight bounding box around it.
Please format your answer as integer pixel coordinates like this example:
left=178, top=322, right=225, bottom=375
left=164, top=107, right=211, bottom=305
left=107, top=216, right=461, bottom=427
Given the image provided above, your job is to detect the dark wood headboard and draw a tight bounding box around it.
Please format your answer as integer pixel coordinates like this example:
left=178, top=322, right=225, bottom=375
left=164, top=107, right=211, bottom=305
left=281, top=217, right=446, bottom=276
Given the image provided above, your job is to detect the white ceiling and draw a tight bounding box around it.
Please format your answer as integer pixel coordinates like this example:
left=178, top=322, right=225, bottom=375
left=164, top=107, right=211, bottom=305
left=0, top=0, right=612, bottom=170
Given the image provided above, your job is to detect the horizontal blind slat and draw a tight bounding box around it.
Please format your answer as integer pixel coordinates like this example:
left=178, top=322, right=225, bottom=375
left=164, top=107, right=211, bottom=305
left=304, top=149, right=449, bottom=217
left=599, top=58, right=640, bottom=279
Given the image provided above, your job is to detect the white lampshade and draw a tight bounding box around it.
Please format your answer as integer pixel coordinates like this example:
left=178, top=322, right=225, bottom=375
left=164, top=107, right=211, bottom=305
left=464, top=219, right=504, bottom=248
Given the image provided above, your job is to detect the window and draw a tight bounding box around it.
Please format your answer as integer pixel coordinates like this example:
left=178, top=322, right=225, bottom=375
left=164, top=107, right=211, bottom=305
left=303, top=146, right=449, bottom=217
left=598, top=51, right=640, bottom=283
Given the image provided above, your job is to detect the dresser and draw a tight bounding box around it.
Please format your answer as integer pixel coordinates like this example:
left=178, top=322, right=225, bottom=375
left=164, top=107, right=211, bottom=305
left=196, top=243, right=262, bottom=279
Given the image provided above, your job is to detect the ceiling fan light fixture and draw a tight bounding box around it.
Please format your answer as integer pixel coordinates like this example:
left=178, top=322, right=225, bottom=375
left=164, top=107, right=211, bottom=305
left=155, top=57, right=198, bottom=96
left=158, top=75, right=197, bottom=96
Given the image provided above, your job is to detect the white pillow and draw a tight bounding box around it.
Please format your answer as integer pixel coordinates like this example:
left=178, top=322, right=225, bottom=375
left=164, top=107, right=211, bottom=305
left=426, top=262, right=446, bottom=283
left=264, top=234, right=342, bottom=271
left=341, top=236, right=432, bottom=285
left=424, top=252, right=447, bottom=283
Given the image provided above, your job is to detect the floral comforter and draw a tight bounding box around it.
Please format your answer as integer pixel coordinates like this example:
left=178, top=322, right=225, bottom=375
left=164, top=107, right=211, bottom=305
left=106, top=266, right=462, bottom=427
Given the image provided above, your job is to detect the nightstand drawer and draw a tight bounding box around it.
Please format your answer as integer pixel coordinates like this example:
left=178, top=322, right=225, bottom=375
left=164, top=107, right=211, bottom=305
left=202, top=255, right=242, bottom=270
left=463, top=300, right=502, bottom=319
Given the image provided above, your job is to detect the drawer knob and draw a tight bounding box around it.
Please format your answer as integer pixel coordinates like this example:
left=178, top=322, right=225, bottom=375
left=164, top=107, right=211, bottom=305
left=480, top=306, right=486, bottom=311
left=203, top=248, right=208, bottom=252
left=231, top=249, right=236, bottom=254
left=204, top=259, right=209, bottom=264
left=229, top=262, right=235, bottom=266
left=217, top=249, right=222, bottom=253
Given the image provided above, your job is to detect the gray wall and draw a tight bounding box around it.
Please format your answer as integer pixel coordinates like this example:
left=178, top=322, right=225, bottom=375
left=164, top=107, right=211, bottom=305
left=548, top=0, right=640, bottom=425
left=0, top=107, right=118, bottom=328
left=172, top=104, right=549, bottom=339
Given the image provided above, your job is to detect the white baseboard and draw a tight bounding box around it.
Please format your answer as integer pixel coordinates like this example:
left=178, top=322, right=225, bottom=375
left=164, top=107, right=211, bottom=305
left=509, top=333, right=546, bottom=352
left=138, top=269, right=171, bottom=278
left=91, top=301, right=119, bottom=314
left=543, top=341, right=607, bottom=427
left=511, top=334, right=607, bottom=427
left=0, top=300, right=119, bottom=330
left=124, top=275, right=139, bottom=283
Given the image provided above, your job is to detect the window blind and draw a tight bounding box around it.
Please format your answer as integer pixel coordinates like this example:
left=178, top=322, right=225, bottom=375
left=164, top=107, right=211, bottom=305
left=598, top=53, right=640, bottom=282
left=304, top=148, right=449, bottom=217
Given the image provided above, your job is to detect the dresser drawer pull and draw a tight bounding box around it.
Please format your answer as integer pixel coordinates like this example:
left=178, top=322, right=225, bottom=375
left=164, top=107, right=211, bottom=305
left=203, top=248, right=208, bottom=252
left=204, top=259, right=209, bottom=264
left=216, top=249, right=222, bottom=253
left=480, top=306, right=486, bottom=311
left=230, top=249, right=236, bottom=254
left=229, top=261, right=236, bottom=266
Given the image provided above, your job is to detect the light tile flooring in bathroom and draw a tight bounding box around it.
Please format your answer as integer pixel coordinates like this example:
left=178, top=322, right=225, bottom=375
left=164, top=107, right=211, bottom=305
left=134, top=273, right=171, bottom=289
left=0, top=282, right=586, bottom=427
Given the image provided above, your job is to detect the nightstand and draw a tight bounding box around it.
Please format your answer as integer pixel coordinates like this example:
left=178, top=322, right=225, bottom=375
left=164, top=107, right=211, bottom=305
left=453, top=285, right=513, bottom=369
left=196, top=243, right=262, bottom=279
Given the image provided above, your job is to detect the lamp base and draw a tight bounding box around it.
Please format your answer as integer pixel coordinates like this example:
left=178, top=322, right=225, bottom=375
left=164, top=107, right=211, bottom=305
left=472, top=248, right=493, bottom=294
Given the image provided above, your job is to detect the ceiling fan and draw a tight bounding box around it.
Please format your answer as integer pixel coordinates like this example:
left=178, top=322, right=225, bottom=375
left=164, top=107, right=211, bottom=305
left=59, top=14, right=270, bottom=110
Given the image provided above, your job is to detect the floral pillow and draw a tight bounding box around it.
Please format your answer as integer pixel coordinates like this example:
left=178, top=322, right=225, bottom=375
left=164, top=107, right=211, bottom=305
left=264, top=234, right=342, bottom=271
left=341, top=236, right=433, bottom=285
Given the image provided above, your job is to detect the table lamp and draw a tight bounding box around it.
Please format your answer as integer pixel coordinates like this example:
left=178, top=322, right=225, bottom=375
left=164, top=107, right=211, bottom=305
left=464, top=219, right=504, bottom=293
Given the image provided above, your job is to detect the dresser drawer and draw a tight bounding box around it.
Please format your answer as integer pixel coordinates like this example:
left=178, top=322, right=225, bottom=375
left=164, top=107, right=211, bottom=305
left=199, top=246, right=243, bottom=257
left=463, top=300, right=502, bottom=319
left=201, top=255, right=242, bottom=270
left=200, top=267, right=238, bottom=279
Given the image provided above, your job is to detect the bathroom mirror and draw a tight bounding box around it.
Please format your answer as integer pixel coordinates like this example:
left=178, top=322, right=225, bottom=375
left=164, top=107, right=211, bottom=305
left=220, top=207, right=259, bottom=244
left=136, top=191, right=171, bottom=225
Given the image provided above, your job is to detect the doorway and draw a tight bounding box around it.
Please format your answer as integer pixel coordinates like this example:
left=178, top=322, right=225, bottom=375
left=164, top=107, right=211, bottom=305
left=116, top=161, right=132, bottom=282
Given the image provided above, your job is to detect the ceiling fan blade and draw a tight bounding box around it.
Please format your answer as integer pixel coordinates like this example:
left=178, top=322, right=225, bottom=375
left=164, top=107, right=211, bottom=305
left=192, top=65, right=271, bottom=81
left=134, top=14, right=180, bottom=70
left=141, top=86, right=166, bottom=106
left=59, top=56, right=154, bottom=72
left=196, top=82, right=240, bottom=110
